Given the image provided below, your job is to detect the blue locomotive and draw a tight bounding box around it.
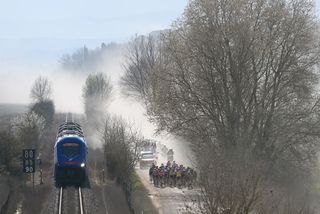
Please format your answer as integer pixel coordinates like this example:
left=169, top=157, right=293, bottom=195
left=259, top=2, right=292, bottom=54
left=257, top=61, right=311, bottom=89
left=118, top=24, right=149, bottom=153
left=54, top=121, right=87, bottom=186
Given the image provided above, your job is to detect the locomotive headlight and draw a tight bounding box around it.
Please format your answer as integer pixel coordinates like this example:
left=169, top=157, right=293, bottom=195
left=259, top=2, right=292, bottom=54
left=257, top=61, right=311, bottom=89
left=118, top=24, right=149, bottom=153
left=80, top=163, right=85, bottom=168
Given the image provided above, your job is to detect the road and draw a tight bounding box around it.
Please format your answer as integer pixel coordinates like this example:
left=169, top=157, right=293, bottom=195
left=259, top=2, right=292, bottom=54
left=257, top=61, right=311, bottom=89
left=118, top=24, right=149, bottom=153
left=136, top=169, right=200, bottom=214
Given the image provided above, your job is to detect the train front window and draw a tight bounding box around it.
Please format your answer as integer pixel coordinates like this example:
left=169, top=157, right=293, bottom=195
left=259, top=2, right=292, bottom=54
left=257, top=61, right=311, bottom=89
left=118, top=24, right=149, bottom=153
left=62, top=142, right=80, bottom=158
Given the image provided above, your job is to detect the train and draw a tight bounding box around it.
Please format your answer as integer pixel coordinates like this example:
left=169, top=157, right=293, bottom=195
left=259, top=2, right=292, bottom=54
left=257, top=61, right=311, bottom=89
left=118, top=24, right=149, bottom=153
left=54, top=121, right=88, bottom=186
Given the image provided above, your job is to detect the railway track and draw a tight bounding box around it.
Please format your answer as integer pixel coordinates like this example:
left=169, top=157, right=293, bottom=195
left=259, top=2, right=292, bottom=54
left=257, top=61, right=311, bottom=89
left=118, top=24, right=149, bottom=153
left=57, top=186, right=84, bottom=214
left=56, top=113, right=85, bottom=214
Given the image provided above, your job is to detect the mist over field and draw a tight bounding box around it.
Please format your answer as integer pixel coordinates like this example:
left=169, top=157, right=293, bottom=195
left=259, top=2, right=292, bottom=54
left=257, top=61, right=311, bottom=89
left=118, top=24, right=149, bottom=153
left=0, top=65, right=83, bottom=113
left=0, top=40, right=125, bottom=113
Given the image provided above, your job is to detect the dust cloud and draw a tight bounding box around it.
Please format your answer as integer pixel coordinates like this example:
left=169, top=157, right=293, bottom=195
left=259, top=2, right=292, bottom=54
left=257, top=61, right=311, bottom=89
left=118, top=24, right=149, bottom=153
left=0, top=64, right=86, bottom=113
left=107, top=94, right=194, bottom=166
left=50, top=71, right=87, bottom=114
left=77, top=45, right=195, bottom=164
left=0, top=41, right=194, bottom=166
left=98, top=48, right=194, bottom=166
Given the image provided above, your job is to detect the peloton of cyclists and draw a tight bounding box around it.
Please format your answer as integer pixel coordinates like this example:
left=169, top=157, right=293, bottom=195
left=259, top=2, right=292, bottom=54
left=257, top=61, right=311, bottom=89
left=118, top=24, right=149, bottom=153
left=149, top=161, right=197, bottom=189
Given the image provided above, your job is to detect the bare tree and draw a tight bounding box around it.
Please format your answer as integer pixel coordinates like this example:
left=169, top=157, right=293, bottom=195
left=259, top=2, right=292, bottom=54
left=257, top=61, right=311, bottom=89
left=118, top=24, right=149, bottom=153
left=83, top=73, right=113, bottom=150
left=0, top=130, right=21, bottom=174
left=121, top=35, right=165, bottom=100
left=30, top=76, right=52, bottom=103
left=121, top=0, right=320, bottom=212
left=103, top=115, right=143, bottom=205
left=30, top=100, right=55, bottom=126
left=11, top=111, right=45, bottom=148
left=82, top=73, right=113, bottom=119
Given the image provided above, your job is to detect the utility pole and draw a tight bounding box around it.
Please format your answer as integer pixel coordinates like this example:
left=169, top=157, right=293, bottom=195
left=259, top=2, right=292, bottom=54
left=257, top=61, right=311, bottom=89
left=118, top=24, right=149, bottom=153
left=32, top=172, right=35, bottom=190
left=40, top=169, right=43, bottom=184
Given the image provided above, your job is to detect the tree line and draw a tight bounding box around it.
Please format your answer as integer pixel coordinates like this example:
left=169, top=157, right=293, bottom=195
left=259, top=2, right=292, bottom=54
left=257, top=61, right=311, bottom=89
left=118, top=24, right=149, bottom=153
left=120, top=0, right=320, bottom=213
left=60, top=42, right=120, bottom=72
left=0, top=76, right=54, bottom=175
left=82, top=72, right=143, bottom=209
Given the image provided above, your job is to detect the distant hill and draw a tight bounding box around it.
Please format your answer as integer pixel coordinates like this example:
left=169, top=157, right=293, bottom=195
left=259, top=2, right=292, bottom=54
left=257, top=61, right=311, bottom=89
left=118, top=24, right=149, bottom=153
left=60, top=42, right=125, bottom=72
left=58, top=30, right=168, bottom=74
left=0, top=38, right=126, bottom=65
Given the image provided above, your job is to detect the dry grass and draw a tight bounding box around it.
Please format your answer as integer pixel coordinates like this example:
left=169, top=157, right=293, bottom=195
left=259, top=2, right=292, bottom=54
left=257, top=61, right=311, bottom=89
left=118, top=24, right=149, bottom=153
left=131, top=173, right=158, bottom=214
